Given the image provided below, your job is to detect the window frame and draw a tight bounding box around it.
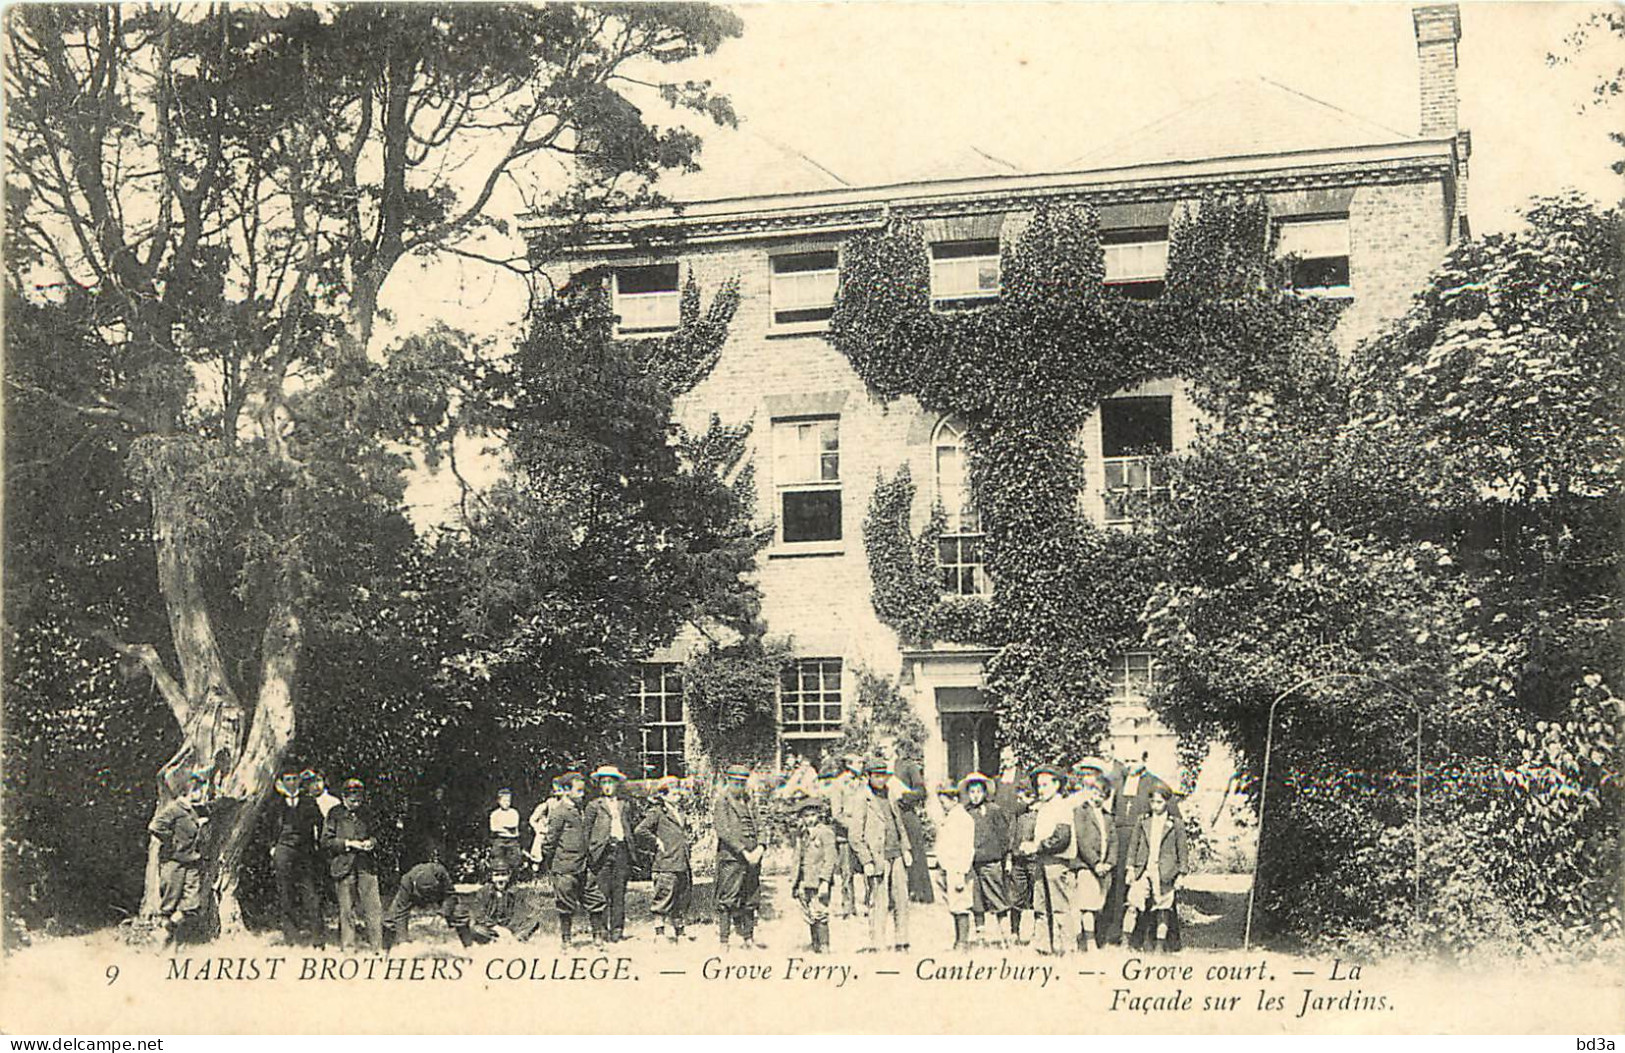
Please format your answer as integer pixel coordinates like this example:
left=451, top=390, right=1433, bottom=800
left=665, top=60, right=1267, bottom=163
left=772, top=416, right=843, bottom=550
left=612, top=263, right=682, bottom=335
left=779, top=657, right=845, bottom=741
left=1106, top=652, right=1158, bottom=702
left=769, top=249, right=840, bottom=333
left=933, top=416, right=990, bottom=596
left=1275, top=215, right=1352, bottom=298
left=1099, top=395, right=1174, bottom=527
left=633, top=662, right=686, bottom=779
left=929, top=238, right=1002, bottom=309
left=1102, top=227, right=1170, bottom=299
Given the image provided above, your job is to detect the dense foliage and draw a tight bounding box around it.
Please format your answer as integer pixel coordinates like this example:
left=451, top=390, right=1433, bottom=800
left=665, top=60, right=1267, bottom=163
left=831, top=198, right=1343, bottom=764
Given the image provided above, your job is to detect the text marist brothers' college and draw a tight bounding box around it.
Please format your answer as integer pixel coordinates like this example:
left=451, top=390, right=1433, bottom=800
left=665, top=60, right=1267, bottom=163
left=532, top=5, right=1471, bottom=787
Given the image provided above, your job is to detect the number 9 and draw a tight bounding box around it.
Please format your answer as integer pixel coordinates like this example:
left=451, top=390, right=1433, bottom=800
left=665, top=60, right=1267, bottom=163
left=105, top=965, right=120, bottom=985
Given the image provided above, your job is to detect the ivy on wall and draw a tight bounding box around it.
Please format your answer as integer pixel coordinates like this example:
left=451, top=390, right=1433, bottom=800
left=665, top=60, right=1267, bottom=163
left=831, top=197, right=1345, bottom=764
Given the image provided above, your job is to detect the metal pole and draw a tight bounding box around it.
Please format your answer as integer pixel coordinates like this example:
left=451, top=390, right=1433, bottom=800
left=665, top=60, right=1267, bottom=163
left=1414, top=706, right=1423, bottom=921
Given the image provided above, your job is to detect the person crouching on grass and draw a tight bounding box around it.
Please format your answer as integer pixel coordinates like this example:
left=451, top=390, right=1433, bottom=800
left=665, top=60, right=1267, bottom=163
left=1123, top=783, right=1190, bottom=953
left=931, top=782, right=976, bottom=950
left=1070, top=758, right=1119, bottom=953
left=635, top=776, right=695, bottom=944
left=1018, top=763, right=1075, bottom=956
left=790, top=795, right=838, bottom=953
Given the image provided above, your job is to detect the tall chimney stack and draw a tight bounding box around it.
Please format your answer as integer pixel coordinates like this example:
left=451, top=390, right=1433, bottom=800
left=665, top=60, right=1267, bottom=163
left=1413, top=4, right=1469, bottom=239
left=1413, top=4, right=1461, bottom=139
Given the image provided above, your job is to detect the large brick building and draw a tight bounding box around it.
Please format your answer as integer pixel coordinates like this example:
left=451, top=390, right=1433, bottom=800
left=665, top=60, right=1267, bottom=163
left=537, top=5, right=1471, bottom=786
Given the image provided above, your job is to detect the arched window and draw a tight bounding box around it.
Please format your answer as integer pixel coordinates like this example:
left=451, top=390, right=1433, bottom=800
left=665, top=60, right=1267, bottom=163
left=933, top=417, right=988, bottom=596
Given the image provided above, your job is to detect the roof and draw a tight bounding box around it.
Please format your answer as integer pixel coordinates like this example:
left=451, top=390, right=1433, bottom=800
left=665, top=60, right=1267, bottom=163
left=893, top=145, right=1023, bottom=184
left=651, top=122, right=849, bottom=202
left=1060, top=77, right=1416, bottom=171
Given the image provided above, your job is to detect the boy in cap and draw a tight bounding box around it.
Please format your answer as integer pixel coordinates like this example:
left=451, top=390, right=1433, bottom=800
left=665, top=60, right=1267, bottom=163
left=585, top=764, right=634, bottom=942
left=323, top=778, right=383, bottom=953
left=790, top=795, right=838, bottom=953
left=383, top=849, right=459, bottom=951
left=852, top=756, right=911, bottom=953
left=266, top=767, right=323, bottom=946
left=489, top=787, right=522, bottom=873
left=635, top=776, right=694, bottom=943
left=1124, top=783, right=1190, bottom=953
left=540, top=772, right=606, bottom=948
left=828, top=752, right=866, bottom=918
left=1070, top=758, right=1119, bottom=953
left=303, top=770, right=341, bottom=819
left=147, top=769, right=211, bottom=947
left=464, top=861, right=538, bottom=944
left=1006, top=782, right=1039, bottom=945
left=960, top=772, right=1011, bottom=946
left=1018, top=763, right=1075, bottom=956
left=932, top=782, right=976, bottom=949
left=712, top=764, right=765, bottom=948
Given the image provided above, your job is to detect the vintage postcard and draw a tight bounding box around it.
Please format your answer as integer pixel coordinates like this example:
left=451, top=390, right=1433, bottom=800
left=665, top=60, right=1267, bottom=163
left=2, top=0, right=1621, bottom=1036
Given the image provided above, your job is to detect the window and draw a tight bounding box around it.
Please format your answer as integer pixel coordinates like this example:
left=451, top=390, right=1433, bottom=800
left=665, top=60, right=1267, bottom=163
left=634, top=663, right=685, bottom=778
left=1101, top=396, right=1173, bottom=525
left=1102, top=228, right=1169, bottom=299
left=773, top=417, right=841, bottom=544
left=1107, top=652, right=1157, bottom=700
left=930, top=239, right=1001, bottom=307
left=770, top=251, right=839, bottom=327
left=934, top=417, right=988, bottom=595
left=613, top=263, right=680, bottom=333
left=1276, top=217, right=1351, bottom=296
left=780, top=658, right=843, bottom=739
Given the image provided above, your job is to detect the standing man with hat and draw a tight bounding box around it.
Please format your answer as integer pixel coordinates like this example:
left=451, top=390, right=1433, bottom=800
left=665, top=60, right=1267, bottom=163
left=1071, top=758, right=1119, bottom=953
left=712, top=764, right=765, bottom=948
left=540, top=772, right=604, bottom=948
left=266, top=767, right=323, bottom=947
left=1018, top=763, right=1075, bottom=956
left=635, top=775, right=694, bottom=943
left=585, top=764, right=634, bottom=943
left=852, top=755, right=912, bottom=953
left=147, top=768, right=212, bottom=948
left=959, top=771, right=1012, bottom=946
left=790, top=795, right=838, bottom=953
left=323, top=778, right=383, bottom=954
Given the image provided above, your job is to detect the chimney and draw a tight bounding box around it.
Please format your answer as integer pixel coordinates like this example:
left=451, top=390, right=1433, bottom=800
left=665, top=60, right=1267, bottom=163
left=1412, top=4, right=1460, bottom=139
left=1413, top=4, right=1469, bottom=239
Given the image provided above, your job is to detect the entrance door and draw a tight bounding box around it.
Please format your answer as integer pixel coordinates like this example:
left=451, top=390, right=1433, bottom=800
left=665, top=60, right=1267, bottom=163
left=938, top=686, right=997, bottom=782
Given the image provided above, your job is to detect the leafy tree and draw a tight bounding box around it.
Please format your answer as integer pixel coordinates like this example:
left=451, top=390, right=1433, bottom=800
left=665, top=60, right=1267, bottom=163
left=3, top=3, right=741, bottom=928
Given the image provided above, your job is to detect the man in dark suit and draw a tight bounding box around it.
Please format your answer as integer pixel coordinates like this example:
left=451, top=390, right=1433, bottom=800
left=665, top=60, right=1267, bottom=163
left=584, top=764, right=634, bottom=943
left=266, top=767, right=323, bottom=947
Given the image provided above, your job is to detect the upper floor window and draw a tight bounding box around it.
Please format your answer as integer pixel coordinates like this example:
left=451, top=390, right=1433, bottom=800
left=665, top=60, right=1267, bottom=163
left=934, top=417, right=989, bottom=596
left=930, top=239, right=1001, bottom=308
left=1276, top=216, right=1351, bottom=297
left=634, top=663, right=685, bottom=778
left=780, top=657, right=844, bottom=740
left=773, top=417, right=842, bottom=544
left=613, top=263, right=681, bottom=333
left=770, top=250, right=839, bottom=328
left=1107, top=652, right=1157, bottom=701
left=1102, top=228, right=1169, bottom=299
left=1101, top=395, right=1172, bottom=525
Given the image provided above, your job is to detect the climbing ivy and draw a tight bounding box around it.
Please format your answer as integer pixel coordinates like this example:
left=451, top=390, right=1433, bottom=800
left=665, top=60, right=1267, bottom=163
left=832, top=197, right=1345, bottom=765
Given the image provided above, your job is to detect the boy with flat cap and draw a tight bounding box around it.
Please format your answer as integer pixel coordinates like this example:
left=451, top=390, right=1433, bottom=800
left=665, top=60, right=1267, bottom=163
left=464, top=861, right=539, bottom=944
left=1070, top=758, right=1119, bottom=953
left=790, top=795, right=838, bottom=953
left=635, top=775, right=694, bottom=943
left=712, top=764, right=765, bottom=948
left=1124, top=782, right=1190, bottom=953
left=959, top=771, right=1012, bottom=946
left=540, top=772, right=606, bottom=948
left=148, top=769, right=211, bottom=947
left=323, top=778, right=383, bottom=953
left=852, top=756, right=912, bottom=953
left=1018, top=763, right=1075, bottom=956
left=933, top=782, right=976, bottom=949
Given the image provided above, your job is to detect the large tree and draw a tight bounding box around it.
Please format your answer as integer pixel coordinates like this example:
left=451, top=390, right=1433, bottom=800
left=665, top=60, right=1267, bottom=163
left=3, top=3, right=741, bottom=928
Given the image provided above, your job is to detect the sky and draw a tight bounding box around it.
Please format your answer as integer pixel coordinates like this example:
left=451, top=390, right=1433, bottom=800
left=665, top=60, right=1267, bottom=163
left=388, top=1, right=1624, bottom=522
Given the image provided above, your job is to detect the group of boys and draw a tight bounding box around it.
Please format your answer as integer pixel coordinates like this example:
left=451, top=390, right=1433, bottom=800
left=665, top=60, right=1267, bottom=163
left=927, top=755, right=1191, bottom=956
